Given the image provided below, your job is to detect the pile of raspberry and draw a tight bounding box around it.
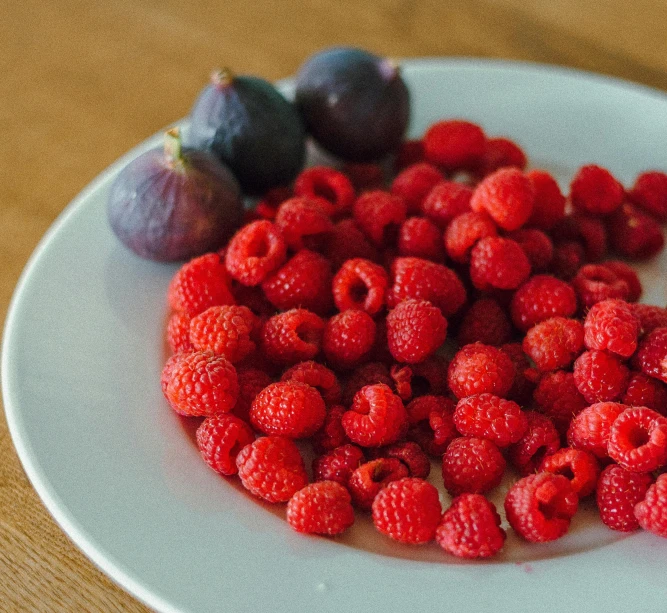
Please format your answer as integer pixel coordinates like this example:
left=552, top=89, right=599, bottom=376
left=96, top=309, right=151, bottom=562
left=161, top=118, right=667, bottom=559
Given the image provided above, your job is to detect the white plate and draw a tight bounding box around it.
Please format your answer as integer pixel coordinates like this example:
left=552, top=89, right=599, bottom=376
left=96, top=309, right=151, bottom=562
left=4, top=59, right=667, bottom=613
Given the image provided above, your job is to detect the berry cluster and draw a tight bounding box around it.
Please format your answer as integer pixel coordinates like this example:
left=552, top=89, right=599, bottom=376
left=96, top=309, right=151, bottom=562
left=161, top=118, right=667, bottom=558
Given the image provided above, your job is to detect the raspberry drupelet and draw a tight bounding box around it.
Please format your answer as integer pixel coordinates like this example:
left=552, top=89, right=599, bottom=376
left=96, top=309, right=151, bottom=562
left=469, top=236, right=531, bottom=290
left=353, top=190, right=407, bottom=247
left=607, top=407, right=667, bottom=473
left=287, top=481, right=355, bottom=536
left=189, top=304, right=257, bottom=363
left=225, top=220, right=287, bottom=286
left=261, top=308, right=325, bottom=365
left=273, top=196, right=333, bottom=251
left=293, top=166, right=356, bottom=215
left=423, top=119, right=486, bottom=170
left=442, top=437, right=506, bottom=496
left=448, top=343, right=516, bottom=399
left=347, top=458, right=409, bottom=510
left=510, top=274, right=577, bottom=332
left=597, top=464, right=653, bottom=532
left=522, top=317, right=584, bottom=372
left=390, top=162, right=443, bottom=214
left=444, top=210, right=498, bottom=263
left=322, top=309, right=376, bottom=370
left=421, top=181, right=473, bottom=228
left=196, top=413, right=255, bottom=476
left=332, top=258, right=388, bottom=316
left=539, top=448, right=600, bottom=498
left=386, top=299, right=447, bottom=364
left=635, top=474, right=667, bottom=538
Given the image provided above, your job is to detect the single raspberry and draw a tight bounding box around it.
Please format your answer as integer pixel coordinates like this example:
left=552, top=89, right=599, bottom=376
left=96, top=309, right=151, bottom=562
left=313, top=443, right=365, bottom=485
left=189, top=305, right=257, bottom=363
left=573, top=350, right=630, bottom=404
left=470, top=167, right=534, bottom=231
left=196, top=413, right=255, bottom=476
left=162, top=350, right=238, bottom=416
left=342, top=384, right=408, bottom=448
left=634, top=327, right=667, bottom=384
left=442, top=437, right=506, bottom=496
left=166, top=311, right=193, bottom=354
left=570, top=164, right=624, bottom=215
left=421, top=181, right=473, bottom=228
left=469, top=237, right=531, bottom=290
left=389, top=364, right=413, bottom=400
left=533, top=370, right=588, bottom=434
left=252, top=186, right=291, bottom=220
left=436, top=494, right=507, bottom=561
left=390, top=163, right=443, bottom=214
left=635, top=473, right=667, bottom=537
left=506, top=228, right=554, bottom=272
left=522, top=317, right=584, bottom=372
left=607, top=407, right=667, bottom=472
left=505, top=472, right=579, bottom=542
left=397, top=217, right=444, bottom=260
left=510, top=275, right=578, bottom=332
left=232, top=367, right=272, bottom=422
left=322, top=309, right=376, bottom=370
left=632, top=304, right=667, bottom=336
left=386, top=300, right=447, bottom=364
left=552, top=214, right=608, bottom=262
left=550, top=241, right=586, bottom=281
left=423, top=120, right=486, bottom=170
left=539, top=448, right=600, bottom=498
left=525, top=169, right=566, bottom=229
left=342, top=362, right=392, bottom=406
left=332, top=258, right=388, bottom=316
left=281, top=361, right=341, bottom=406
left=508, top=412, right=561, bottom=476
left=583, top=299, right=640, bottom=358
left=453, top=393, right=527, bottom=447
left=287, top=481, right=355, bottom=535
left=168, top=252, right=234, bottom=317
left=408, top=355, right=450, bottom=397
left=607, top=202, right=665, bottom=260
left=406, top=395, right=457, bottom=457
left=235, top=436, right=308, bottom=503
left=372, top=441, right=431, bottom=479
left=572, top=264, right=630, bottom=310
left=602, top=261, right=642, bottom=302
left=477, top=136, right=527, bottom=176
left=348, top=458, right=409, bottom=510
left=448, top=344, right=516, bottom=399
left=597, top=464, right=653, bottom=531
left=372, top=477, right=442, bottom=544
left=406, top=394, right=454, bottom=424
left=394, top=139, right=424, bottom=172
left=274, top=196, right=333, bottom=251
left=230, top=283, right=276, bottom=318
left=324, top=219, right=380, bottom=271
left=353, top=190, right=407, bottom=247
left=343, top=162, right=385, bottom=191
left=456, top=298, right=511, bottom=347
left=261, top=308, right=325, bottom=365
left=293, top=166, right=355, bottom=215
left=444, top=211, right=497, bottom=263
left=567, top=402, right=627, bottom=459
left=628, top=170, right=667, bottom=221
left=623, top=372, right=667, bottom=415
left=500, top=343, right=536, bottom=405
left=311, top=405, right=349, bottom=454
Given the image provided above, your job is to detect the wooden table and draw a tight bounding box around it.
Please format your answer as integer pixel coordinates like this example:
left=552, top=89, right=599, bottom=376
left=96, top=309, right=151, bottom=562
left=2, top=1, right=667, bottom=610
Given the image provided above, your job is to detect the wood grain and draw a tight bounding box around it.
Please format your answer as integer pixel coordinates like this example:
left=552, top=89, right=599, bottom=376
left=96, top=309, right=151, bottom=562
left=1, top=1, right=666, bottom=610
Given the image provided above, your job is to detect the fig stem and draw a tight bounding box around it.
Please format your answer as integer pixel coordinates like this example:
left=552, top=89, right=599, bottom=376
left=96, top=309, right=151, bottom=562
left=164, top=128, right=182, bottom=164
left=211, top=68, right=235, bottom=88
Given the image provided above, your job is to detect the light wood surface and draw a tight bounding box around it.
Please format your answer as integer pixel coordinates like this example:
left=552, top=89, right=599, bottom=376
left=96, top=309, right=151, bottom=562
left=2, top=1, right=667, bottom=610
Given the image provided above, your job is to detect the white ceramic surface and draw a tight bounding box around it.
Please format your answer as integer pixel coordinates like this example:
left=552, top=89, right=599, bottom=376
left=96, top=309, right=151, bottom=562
left=4, top=59, right=667, bottom=613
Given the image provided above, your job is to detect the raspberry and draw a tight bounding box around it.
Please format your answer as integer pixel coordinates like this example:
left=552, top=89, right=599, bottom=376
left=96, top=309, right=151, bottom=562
left=553, top=214, right=608, bottom=262
left=166, top=311, right=193, bottom=354
left=469, top=237, right=531, bottom=290
left=572, top=264, right=630, bottom=310
left=453, top=393, right=527, bottom=447
left=533, top=370, right=588, bottom=434
left=189, top=305, right=257, bottom=363
left=456, top=298, right=511, bottom=347
left=261, top=249, right=333, bottom=315
left=394, top=139, right=424, bottom=172
left=230, top=283, right=276, bottom=318
left=632, top=304, right=667, bottom=336
left=274, top=196, right=333, bottom=251
left=332, top=258, right=388, bottom=316
left=550, top=242, right=585, bottom=281
left=390, top=163, right=443, bottom=214
left=232, top=367, right=272, bottom=422
left=281, top=361, right=341, bottom=406
left=507, top=412, right=561, bottom=476
left=470, top=168, right=534, bottom=231
left=448, top=344, right=516, bottom=399
left=597, top=464, right=653, bottom=532
left=567, top=402, right=627, bottom=459
left=387, top=257, right=466, bottom=317
left=168, top=252, right=234, bottom=317
left=442, top=437, right=506, bottom=496
left=372, top=477, right=442, bottom=544
left=342, top=362, right=392, bottom=406
left=353, top=190, right=407, bottom=247
left=342, top=384, right=408, bottom=448
left=628, top=170, right=667, bottom=221
left=225, top=220, right=287, bottom=287
left=522, top=317, right=584, bottom=372
left=539, top=448, right=600, bottom=498
left=235, top=436, right=308, bottom=503
left=343, top=162, right=385, bottom=191
left=423, top=120, right=486, bottom=170
left=397, top=217, right=444, bottom=260
left=311, top=405, right=349, bottom=453
left=436, top=494, right=506, bottom=559
left=570, top=164, right=624, bottom=215
left=313, top=443, right=365, bottom=485
left=510, top=275, right=578, bottom=332
left=162, top=350, right=238, bottom=416
left=347, top=458, right=409, bottom=510
left=372, top=441, right=431, bottom=479
left=607, top=202, right=665, bottom=260
left=506, top=228, right=554, bottom=272
left=286, top=481, right=355, bottom=535
left=500, top=342, right=536, bottom=405
left=477, top=136, right=527, bottom=175
left=622, top=372, right=667, bottom=415
left=634, top=327, right=667, bottom=384
left=405, top=394, right=454, bottom=425
left=293, top=166, right=355, bottom=215
left=325, top=219, right=380, bottom=271
left=386, top=300, right=447, bottom=364
left=525, top=169, right=566, bottom=229
left=322, top=309, right=376, bottom=369
left=583, top=299, right=640, bottom=358
left=505, top=473, right=579, bottom=542
left=635, top=473, right=667, bottom=537
left=196, top=413, right=255, bottom=476
left=602, top=261, right=641, bottom=303
left=421, top=181, right=473, bottom=228
left=261, top=309, right=325, bottom=365
left=407, top=395, right=457, bottom=457
left=607, top=407, right=667, bottom=472
left=408, top=355, right=450, bottom=397
left=573, top=350, right=630, bottom=404
left=252, top=186, right=291, bottom=220
left=444, top=211, right=497, bottom=263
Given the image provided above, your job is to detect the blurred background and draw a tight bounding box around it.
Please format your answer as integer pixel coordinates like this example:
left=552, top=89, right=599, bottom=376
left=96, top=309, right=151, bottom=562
left=2, top=0, right=667, bottom=610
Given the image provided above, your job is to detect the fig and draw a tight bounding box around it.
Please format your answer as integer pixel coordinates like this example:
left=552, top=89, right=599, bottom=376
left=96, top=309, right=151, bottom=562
left=295, top=47, right=410, bottom=162
left=188, top=69, right=306, bottom=194
left=107, top=128, right=242, bottom=262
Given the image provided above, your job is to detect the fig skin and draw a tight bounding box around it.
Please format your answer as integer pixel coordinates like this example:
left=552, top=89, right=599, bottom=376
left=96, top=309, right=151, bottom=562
left=295, top=47, right=410, bottom=163
left=107, top=129, right=243, bottom=262
left=188, top=70, right=306, bottom=194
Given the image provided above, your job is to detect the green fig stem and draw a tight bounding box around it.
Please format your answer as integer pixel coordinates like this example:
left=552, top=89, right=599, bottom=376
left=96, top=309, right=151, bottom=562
left=211, top=67, right=235, bottom=88
left=164, top=128, right=183, bottom=164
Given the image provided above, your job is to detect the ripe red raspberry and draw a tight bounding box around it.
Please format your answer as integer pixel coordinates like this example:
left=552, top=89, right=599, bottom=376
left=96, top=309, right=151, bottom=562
left=570, top=164, right=624, bottom=215
left=261, top=249, right=333, bottom=315
left=286, top=481, right=355, bottom=535
left=162, top=350, right=238, bottom=416
left=406, top=395, right=457, bottom=457
left=232, top=367, right=272, bottom=422
left=168, top=252, right=234, bottom=317
left=525, top=169, right=566, bottom=229
left=322, top=309, right=376, bottom=370
left=166, top=311, right=193, bottom=354
left=603, top=261, right=642, bottom=302
left=622, top=372, right=667, bottom=415
left=372, top=477, right=442, bottom=544
left=353, top=190, right=407, bottom=247
left=397, top=217, right=444, bottom=260
left=597, top=464, right=653, bottom=532
left=457, top=298, right=511, bottom=347
left=442, top=437, right=506, bottom=496
left=348, top=458, right=409, bottom=510
left=522, top=317, right=584, bottom=372
left=342, top=362, right=392, bottom=406
left=196, top=413, right=255, bottom=476
left=390, top=163, right=443, bottom=214
left=235, top=436, right=308, bottom=503
left=573, top=350, right=630, bottom=404
left=395, top=139, right=424, bottom=172
left=343, top=162, right=385, bottom=191
left=281, top=361, right=341, bottom=406
left=628, top=170, right=667, bottom=221
left=553, top=214, right=608, bottom=262
left=389, top=364, right=412, bottom=401
left=635, top=473, right=667, bottom=537
left=293, top=166, right=355, bottom=215
left=313, top=443, right=365, bottom=485
left=607, top=407, right=667, bottom=473
left=469, top=237, right=531, bottom=290
left=311, top=404, right=349, bottom=453
left=504, top=472, right=579, bottom=542
left=632, top=304, right=667, bottom=336
left=230, top=283, right=276, bottom=318
left=436, top=494, right=506, bottom=558
left=572, top=264, right=630, bottom=310
left=567, top=401, right=627, bottom=459
left=583, top=299, right=640, bottom=358
left=448, top=344, right=516, bottom=400
left=342, top=384, right=408, bottom=448
left=634, top=327, right=667, bottom=383
left=506, top=228, right=554, bottom=272
left=189, top=305, right=257, bottom=363
left=533, top=370, right=588, bottom=434
left=261, top=308, right=325, bottom=366
left=274, top=196, right=333, bottom=251
left=607, top=202, right=665, bottom=260
left=386, top=300, right=447, bottom=364
left=252, top=186, right=291, bottom=220
left=225, top=220, right=287, bottom=286
left=539, top=448, right=600, bottom=498
left=444, top=211, right=497, bottom=263
left=423, top=120, right=486, bottom=170
left=387, top=257, right=466, bottom=317
left=406, top=393, right=453, bottom=424
left=470, top=167, right=534, bottom=231
left=421, top=181, right=473, bottom=228
left=325, top=219, right=380, bottom=271
left=477, top=136, right=527, bottom=175
left=508, top=412, right=561, bottom=476
left=550, top=241, right=585, bottom=281
left=408, top=355, right=450, bottom=397
left=372, top=441, right=431, bottom=479
left=332, top=258, right=388, bottom=316
left=453, top=393, right=527, bottom=447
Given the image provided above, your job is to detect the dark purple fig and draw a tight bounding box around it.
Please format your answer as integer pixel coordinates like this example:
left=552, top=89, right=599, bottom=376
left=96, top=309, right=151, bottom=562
left=188, top=69, right=306, bottom=194
left=295, top=47, right=410, bottom=162
left=107, top=128, right=242, bottom=262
